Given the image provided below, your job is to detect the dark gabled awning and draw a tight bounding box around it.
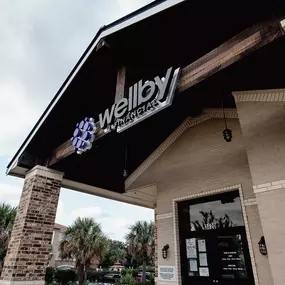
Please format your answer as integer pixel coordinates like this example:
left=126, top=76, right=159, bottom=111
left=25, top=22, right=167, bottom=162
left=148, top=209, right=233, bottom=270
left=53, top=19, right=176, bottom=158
left=7, top=0, right=285, bottom=202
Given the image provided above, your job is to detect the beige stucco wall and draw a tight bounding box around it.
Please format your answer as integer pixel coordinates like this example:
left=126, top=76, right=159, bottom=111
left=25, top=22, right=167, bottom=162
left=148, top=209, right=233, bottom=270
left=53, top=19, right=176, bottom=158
left=235, top=100, right=285, bottom=285
left=131, top=118, right=272, bottom=285
left=236, top=102, right=285, bottom=185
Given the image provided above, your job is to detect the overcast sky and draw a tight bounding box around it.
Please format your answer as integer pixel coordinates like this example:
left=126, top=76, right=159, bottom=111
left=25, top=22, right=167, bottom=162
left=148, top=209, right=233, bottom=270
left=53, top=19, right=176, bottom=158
left=0, top=0, right=154, bottom=241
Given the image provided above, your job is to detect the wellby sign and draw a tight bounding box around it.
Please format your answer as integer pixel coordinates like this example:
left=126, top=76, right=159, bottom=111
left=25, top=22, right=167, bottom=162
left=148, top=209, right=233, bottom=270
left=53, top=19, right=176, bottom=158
left=71, top=67, right=180, bottom=154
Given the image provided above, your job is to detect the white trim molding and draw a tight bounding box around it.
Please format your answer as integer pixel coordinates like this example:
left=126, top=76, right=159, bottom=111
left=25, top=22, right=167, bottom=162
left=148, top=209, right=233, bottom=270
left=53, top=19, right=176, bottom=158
left=253, top=179, right=285, bottom=194
left=244, top=198, right=257, bottom=206
left=125, top=116, right=204, bottom=189
left=26, top=165, right=64, bottom=180
left=172, top=185, right=260, bottom=285
left=233, top=88, right=285, bottom=102
left=157, top=212, right=173, bottom=220
left=203, top=108, right=238, bottom=118
left=126, top=108, right=237, bottom=188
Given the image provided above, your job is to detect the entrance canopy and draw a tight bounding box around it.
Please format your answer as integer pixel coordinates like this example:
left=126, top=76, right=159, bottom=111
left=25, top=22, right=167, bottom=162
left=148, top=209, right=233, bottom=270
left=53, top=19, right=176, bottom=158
left=7, top=0, right=285, bottom=207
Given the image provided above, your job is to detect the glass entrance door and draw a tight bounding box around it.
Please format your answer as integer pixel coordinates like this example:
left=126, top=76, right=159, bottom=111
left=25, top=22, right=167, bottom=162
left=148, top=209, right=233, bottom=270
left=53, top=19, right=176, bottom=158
left=178, top=190, right=255, bottom=285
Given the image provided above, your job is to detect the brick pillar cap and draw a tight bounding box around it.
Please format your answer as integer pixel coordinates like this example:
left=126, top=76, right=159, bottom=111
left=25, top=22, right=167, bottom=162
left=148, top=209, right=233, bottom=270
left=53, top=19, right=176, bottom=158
left=26, top=165, right=64, bottom=180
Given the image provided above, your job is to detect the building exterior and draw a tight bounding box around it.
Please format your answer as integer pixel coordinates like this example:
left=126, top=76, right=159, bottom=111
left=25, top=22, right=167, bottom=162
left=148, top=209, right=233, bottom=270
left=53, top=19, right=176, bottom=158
left=49, top=223, right=76, bottom=268
left=2, top=1, right=285, bottom=285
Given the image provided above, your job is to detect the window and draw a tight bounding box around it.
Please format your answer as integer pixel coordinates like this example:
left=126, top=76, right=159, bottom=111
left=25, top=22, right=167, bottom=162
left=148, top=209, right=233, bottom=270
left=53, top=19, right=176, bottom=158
left=189, top=194, right=244, bottom=232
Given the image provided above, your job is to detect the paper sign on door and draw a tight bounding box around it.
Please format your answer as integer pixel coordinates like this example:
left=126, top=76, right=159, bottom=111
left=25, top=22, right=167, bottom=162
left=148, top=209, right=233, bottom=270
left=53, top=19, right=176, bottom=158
left=186, top=238, right=197, bottom=258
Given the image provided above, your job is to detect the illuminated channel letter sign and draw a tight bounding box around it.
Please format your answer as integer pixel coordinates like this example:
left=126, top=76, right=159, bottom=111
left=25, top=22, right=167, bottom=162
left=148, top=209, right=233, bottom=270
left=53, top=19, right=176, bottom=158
left=99, top=67, right=180, bottom=132
left=71, top=67, right=180, bottom=154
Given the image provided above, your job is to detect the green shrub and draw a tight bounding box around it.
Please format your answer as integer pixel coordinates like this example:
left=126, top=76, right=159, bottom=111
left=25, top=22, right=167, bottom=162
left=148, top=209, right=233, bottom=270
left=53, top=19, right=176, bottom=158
left=54, top=269, right=76, bottom=285
left=121, top=268, right=132, bottom=277
left=45, top=267, right=55, bottom=284
left=123, top=273, right=136, bottom=285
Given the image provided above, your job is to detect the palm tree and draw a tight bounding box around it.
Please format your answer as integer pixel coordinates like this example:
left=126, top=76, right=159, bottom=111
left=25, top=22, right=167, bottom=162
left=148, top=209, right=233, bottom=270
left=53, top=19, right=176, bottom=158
left=125, top=221, right=154, bottom=282
left=0, top=203, right=17, bottom=269
left=59, top=217, right=108, bottom=285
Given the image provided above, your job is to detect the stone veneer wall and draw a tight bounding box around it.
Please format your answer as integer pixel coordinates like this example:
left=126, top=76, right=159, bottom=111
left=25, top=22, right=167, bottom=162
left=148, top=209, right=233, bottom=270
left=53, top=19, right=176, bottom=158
left=0, top=166, right=63, bottom=285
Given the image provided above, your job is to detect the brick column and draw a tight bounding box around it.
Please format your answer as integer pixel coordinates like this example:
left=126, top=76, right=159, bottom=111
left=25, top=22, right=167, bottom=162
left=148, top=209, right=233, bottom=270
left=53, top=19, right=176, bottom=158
left=233, top=89, right=285, bottom=285
left=0, top=165, right=63, bottom=285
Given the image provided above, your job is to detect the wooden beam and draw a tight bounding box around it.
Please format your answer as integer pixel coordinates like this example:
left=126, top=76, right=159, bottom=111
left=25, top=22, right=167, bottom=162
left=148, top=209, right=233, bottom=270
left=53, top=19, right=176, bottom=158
left=45, top=140, right=73, bottom=166
left=45, top=17, right=284, bottom=167
left=46, top=66, right=126, bottom=167
left=114, top=66, right=126, bottom=103
left=178, top=18, right=284, bottom=92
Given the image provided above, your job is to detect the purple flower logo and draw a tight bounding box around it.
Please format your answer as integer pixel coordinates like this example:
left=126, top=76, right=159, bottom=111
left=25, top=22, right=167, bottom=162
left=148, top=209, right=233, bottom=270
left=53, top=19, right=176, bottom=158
left=71, top=117, right=97, bottom=154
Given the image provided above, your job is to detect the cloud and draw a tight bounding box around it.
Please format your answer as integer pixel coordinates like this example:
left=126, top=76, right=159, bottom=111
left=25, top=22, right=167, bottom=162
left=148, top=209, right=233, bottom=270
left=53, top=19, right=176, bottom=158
left=0, top=80, right=39, bottom=156
left=0, top=0, right=150, bottom=157
left=69, top=205, right=137, bottom=241
left=99, top=216, right=136, bottom=241
left=117, top=0, right=152, bottom=14
left=0, top=183, right=22, bottom=206
left=55, top=199, right=67, bottom=225
left=71, top=206, right=110, bottom=220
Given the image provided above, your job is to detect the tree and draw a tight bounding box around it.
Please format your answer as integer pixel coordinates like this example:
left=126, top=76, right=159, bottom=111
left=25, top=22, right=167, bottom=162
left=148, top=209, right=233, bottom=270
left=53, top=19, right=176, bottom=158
left=125, top=221, right=154, bottom=282
left=59, top=217, right=108, bottom=285
left=101, top=239, right=127, bottom=267
left=0, top=203, right=17, bottom=268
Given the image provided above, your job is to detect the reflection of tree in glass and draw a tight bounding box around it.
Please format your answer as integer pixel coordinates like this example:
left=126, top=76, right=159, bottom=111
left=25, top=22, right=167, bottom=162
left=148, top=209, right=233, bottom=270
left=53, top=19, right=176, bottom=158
left=191, top=211, right=235, bottom=230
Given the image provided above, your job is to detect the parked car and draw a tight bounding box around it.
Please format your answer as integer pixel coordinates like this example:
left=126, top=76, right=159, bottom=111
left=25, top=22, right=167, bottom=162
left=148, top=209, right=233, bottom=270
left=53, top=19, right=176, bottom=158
left=98, top=273, right=122, bottom=284
left=135, top=272, right=152, bottom=282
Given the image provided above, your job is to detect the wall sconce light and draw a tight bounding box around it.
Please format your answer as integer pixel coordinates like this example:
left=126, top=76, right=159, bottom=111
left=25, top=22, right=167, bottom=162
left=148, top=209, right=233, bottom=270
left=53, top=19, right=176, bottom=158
left=223, top=128, right=232, bottom=142
left=162, top=244, right=169, bottom=259
left=258, top=236, right=267, bottom=256
left=221, top=93, right=232, bottom=142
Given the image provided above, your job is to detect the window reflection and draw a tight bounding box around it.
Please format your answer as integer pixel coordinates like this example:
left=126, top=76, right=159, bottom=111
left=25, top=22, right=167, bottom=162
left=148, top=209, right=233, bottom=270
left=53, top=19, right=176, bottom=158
left=189, top=195, right=244, bottom=231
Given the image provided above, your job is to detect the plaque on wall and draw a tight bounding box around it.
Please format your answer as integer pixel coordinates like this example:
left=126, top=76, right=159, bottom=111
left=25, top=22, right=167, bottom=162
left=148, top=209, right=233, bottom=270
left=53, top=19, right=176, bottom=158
left=158, top=266, right=176, bottom=282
